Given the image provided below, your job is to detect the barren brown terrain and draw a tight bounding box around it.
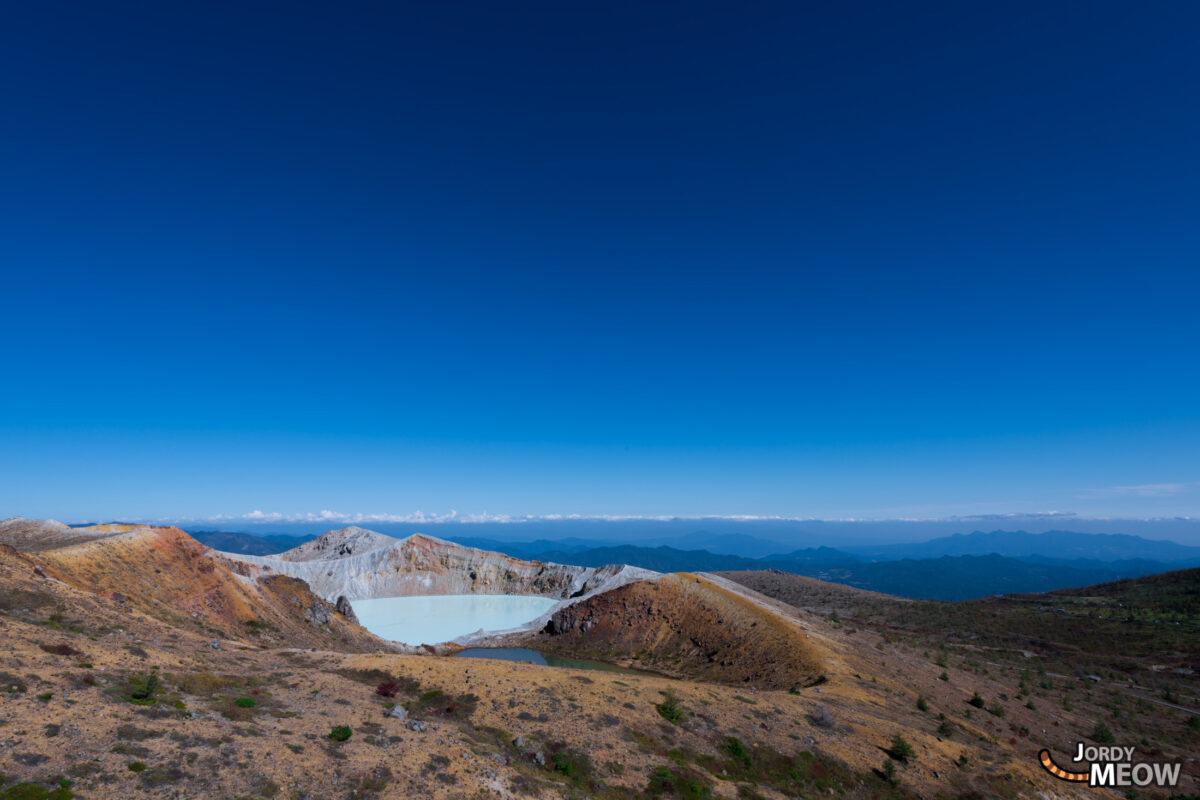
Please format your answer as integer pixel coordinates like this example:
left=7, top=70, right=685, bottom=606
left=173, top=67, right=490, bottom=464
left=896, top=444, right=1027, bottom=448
left=722, top=569, right=1200, bottom=797
left=0, top=522, right=1171, bottom=798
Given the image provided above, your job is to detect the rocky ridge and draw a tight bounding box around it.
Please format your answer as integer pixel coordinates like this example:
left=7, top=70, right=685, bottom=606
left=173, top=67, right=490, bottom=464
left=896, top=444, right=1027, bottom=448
left=277, top=525, right=399, bottom=562
left=0, top=516, right=136, bottom=552
left=223, top=529, right=657, bottom=605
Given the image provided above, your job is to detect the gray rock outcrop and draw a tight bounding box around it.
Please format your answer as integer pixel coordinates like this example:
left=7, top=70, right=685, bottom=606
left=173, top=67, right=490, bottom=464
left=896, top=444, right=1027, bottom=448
left=334, top=595, right=359, bottom=624
left=278, top=526, right=398, bottom=562
left=221, top=530, right=654, bottom=604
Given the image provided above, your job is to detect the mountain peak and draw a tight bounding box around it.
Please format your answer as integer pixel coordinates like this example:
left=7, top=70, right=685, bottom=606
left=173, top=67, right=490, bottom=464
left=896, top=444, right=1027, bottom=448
left=277, top=525, right=399, bottom=562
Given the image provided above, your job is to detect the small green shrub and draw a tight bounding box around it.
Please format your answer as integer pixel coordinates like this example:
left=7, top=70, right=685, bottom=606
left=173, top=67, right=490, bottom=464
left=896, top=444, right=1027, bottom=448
left=0, top=783, right=73, bottom=800
left=882, top=758, right=896, bottom=782
left=656, top=691, right=685, bottom=724
left=889, top=733, right=914, bottom=762
left=126, top=672, right=160, bottom=705
left=647, top=766, right=674, bottom=794
left=37, top=692, right=53, bottom=702
left=916, top=695, right=928, bottom=712
left=967, top=692, right=985, bottom=708
left=233, top=697, right=256, bottom=708
left=328, top=726, right=352, bottom=742
left=1091, top=722, right=1115, bottom=743
left=645, top=766, right=711, bottom=799
left=721, top=736, right=752, bottom=768
left=550, top=749, right=592, bottom=784
left=551, top=751, right=576, bottom=778
left=127, top=762, right=147, bottom=772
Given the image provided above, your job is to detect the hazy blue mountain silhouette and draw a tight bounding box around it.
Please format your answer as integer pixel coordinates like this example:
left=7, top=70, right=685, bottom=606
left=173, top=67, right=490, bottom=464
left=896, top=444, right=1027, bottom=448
left=189, top=529, right=310, bottom=555
left=186, top=527, right=1198, bottom=601
left=843, top=529, right=1200, bottom=563
left=794, top=554, right=1160, bottom=601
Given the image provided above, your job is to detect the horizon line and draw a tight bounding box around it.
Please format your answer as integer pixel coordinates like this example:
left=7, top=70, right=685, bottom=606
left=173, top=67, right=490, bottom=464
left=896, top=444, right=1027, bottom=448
left=17, top=510, right=1198, bottom=527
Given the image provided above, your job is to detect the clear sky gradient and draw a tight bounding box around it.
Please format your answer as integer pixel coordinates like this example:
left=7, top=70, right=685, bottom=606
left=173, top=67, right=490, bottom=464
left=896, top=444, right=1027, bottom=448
left=2, top=1, right=1198, bottom=524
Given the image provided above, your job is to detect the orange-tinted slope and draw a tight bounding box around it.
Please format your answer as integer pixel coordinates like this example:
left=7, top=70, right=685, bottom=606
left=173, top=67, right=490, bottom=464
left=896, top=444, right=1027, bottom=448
left=30, top=525, right=385, bottom=651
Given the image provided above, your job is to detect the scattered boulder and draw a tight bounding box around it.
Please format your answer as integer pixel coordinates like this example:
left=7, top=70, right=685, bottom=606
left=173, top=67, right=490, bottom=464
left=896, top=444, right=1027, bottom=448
left=304, top=599, right=332, bottom=626
left=335, top=595, right=359, bottom=624
left=385, top=705, right=408, bottom=720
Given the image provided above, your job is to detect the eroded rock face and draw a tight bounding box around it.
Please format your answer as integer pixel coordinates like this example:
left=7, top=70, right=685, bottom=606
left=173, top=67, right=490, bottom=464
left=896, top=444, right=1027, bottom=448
left=278, top=527, right=398, bottom=562
left=222, top=531, right=649, bottom=603
left=302, top=595, right=333, bottom=625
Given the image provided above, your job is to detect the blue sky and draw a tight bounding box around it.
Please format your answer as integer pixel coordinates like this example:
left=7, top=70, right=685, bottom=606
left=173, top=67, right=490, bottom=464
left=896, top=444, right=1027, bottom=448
left=2, top=1, right=1198, bottom=525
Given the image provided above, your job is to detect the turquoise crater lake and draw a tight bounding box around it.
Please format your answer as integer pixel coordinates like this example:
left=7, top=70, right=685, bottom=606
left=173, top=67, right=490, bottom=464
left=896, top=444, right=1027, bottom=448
left=350, top=594, right=559, bottom=645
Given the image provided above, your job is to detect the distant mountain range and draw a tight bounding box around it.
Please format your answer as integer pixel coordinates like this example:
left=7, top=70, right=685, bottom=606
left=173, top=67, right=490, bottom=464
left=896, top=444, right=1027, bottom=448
left=507, top=546, right=1177, bottom=601
left=842, top=529, right=1200, bottom=563
left=797, top=554, right=1132, bottom=601
left=186, top=529, right=310, bottom=556
left=187, top=526, right=1200, bottom=601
